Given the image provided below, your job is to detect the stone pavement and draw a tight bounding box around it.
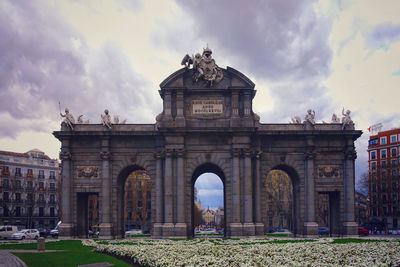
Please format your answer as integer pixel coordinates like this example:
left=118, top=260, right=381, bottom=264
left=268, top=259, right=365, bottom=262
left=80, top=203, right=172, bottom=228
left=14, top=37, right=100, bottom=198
left=0, top=250, right=27, bottom=267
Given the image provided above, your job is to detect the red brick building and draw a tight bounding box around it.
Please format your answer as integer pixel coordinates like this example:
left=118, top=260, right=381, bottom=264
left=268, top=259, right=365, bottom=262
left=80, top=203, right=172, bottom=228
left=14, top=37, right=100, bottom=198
left=368, top=128, right=400, bottom=229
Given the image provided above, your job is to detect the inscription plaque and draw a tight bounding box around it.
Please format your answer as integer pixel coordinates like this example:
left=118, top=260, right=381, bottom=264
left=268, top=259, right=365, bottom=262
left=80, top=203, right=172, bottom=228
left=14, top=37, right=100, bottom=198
left=192, top=99, right=223, bottom=114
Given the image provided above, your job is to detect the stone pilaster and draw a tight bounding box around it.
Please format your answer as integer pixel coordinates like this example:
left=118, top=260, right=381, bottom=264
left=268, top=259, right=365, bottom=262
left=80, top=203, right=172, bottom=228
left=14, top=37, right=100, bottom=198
left=162, top=149, right=174, bottom=236
left=164, top=92, right=172, bottom=118
left=175, top=149, right=187, bottom=236
left=59, top=146, right=73, bottom=237
left=153, top=150, right=164, bottom=237
left=343, top=146, right=358, bottom=235
left=243, top=149, right=255, bottom=235
left=230, top=148, right=243, bottom=236
left=175, top=91, right=186, bottom=127
left=99, top=141, right=113, bottom=239
left=254, top=151, right=264, bottom=235
left=304, top=137, right=318, bottom=236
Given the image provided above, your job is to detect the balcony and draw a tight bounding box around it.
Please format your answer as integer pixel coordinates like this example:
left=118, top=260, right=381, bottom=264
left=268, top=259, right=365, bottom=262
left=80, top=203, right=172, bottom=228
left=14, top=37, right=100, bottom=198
left=48, top=200, right=57, bottom=205
left=36, top=199, right=46, bottom=205
left=48, top=188, right=57, bottom=193
left=25, top=199, right=34, bottom=205
left=38, top=175, right=45, bottom=179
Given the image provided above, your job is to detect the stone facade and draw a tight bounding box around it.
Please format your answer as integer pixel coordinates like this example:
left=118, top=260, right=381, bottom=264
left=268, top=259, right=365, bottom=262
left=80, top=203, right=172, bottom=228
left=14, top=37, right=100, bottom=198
left=54, top=66, right=362, bottom=238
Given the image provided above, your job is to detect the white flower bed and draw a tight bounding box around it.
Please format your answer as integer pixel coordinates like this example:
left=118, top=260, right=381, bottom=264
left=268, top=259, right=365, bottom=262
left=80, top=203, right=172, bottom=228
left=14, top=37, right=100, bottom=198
left=86, top=238, right=400, bottom=266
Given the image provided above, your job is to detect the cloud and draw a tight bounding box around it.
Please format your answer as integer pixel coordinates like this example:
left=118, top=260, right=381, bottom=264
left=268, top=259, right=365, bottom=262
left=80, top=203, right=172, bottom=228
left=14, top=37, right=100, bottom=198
left=194, top=173, right=224, bottom=189
left=155, top=0, right=334, bottom=121
left=0, top=0, right=156, bottom=138
left=367, top=22, right=400, bottom=49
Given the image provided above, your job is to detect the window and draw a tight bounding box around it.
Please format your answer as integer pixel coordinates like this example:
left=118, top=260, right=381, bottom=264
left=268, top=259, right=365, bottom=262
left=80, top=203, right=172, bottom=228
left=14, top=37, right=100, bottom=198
left=27, top=193, right=33, bottom=202
left=50, top=183, right=55, bottom=190
left=50, top=194, right=55, bottom=203
left=2, top=179, right=9, bottom=189
left=39, top=182, right=44, bottom=190
left=369, top=139, right=378, bottom=145
left=391, top=147, right=397, bottom=157
left=15, top=180, right=21, bottom=189
left=15, top=206, right=21, bottom=217
left=50, top=207, right=55, bottom=217
left=381, top=136, right=387, bottom=145
left=15, top=193, right=21, bottom=202
left=392, top=159, right=398, bottom=166
left=39, top=194, right=44, bottom=202
left=371, top=161, right=377, bottom=170
left=27, top=181, right=33, bottom=189
left=38, top=170, right=45, bottom=179
left=39, top=207, right=44, bottom=217
left=391, top=135, right=398, bottom=143
left=15, top=167, right=21, bottom=176
left=27, top=169, right=33, bottom=177
left=381, top=149, right=387, bottom=159
left=49, top=171, right=55, bottom=179
left=383, top=194, right=387, bottom=202
left=1, top=166, right=9, bottom=176
left=370, top=150, right=377, bottom=160
left=3, top=192, right=9, bottom=202
left=382, top=161, right=387, bottom=168
left=372, top=183, right=376, bottom=192
left=381, top=137, right=387, bottom=145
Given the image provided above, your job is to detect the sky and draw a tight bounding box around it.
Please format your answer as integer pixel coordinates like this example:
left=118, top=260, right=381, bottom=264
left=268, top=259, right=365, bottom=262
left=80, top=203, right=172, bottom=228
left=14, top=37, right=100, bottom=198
left=1, top=0, right=400, bottom=208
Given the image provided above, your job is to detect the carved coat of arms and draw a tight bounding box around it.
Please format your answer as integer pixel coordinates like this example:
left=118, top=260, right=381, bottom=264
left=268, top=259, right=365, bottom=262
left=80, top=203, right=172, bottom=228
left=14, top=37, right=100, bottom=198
left=77, top=166, right=99, bottom=178
left=181, top=46, right=224, bottom=86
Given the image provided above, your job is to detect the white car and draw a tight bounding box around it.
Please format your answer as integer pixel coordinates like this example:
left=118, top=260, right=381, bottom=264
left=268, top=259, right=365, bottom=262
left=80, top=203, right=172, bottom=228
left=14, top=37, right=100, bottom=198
left=125, top=229, right=142, bottom=236
left=11, top=229, right=40, bottom=240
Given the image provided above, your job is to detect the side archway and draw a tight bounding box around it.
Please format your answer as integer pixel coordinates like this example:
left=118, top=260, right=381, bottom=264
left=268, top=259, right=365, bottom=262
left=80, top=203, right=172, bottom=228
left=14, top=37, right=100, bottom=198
left=116, top=165, right=152, bottom=238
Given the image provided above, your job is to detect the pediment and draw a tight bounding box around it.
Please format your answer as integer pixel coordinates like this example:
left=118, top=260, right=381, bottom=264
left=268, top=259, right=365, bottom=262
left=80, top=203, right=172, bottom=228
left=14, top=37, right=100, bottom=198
left=160, top=66, right=255, bottom=90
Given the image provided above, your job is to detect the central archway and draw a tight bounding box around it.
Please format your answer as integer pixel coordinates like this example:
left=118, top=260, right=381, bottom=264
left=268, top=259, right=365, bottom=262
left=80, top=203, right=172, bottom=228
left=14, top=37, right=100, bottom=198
left=191, top=163, right=226, bottom=237
left=264, top=164, right=300, bottom=236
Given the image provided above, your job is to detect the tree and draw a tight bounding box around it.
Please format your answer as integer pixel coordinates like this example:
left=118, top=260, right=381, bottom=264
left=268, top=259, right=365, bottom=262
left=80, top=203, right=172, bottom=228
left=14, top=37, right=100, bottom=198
left=357, top=172, right=369, bottom=196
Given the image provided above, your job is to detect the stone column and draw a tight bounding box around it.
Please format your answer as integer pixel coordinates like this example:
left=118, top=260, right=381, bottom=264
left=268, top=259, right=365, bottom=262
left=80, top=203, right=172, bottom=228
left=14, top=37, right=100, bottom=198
left=59, top=145, right=73, bottom=237
left=230, top=148, right=242, bottom=236
left=175, top=91, right=185, bottom=126
left=99, top=146, right=112, bottom=239
left=162, top=149, right=174, bottom=236
left=254, top=151, right=264, bottom=235
left=243, top=149, right=255, bottom=235
left=304, top=150, right=318, bottom=236
left=175, top=149, right=187, bottom=236
left=343, top=147, right=358, bottom=235
left=153, top=150, right=164, bottom=237
left=164, top=92, right=172, bottom=118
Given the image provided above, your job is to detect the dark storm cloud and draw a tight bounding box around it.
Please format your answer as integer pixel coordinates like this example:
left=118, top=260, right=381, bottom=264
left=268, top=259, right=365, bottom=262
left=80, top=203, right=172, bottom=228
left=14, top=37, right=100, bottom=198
left=166, top=0, right=334, bottom=121
left=0, top=1, right=155, bottom=138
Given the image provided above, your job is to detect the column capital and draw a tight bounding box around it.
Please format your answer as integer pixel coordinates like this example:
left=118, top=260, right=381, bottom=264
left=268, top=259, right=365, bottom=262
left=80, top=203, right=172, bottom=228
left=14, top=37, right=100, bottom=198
left=305, top=151, right=316, bottom=160
left=100, top=151, right=111, bottom=160
left=154, top=150, right=165, bottom=159
left=344, top=150, right=357, bottom=160
left=231, top=148, right=241, bottom=157
left=165, top=149, right=174, bottom=157
left=176, top=148, right=185, bottom=157
left=59, top=151, right=71, bottom=160
left=243, top=149, right=252, bottom=157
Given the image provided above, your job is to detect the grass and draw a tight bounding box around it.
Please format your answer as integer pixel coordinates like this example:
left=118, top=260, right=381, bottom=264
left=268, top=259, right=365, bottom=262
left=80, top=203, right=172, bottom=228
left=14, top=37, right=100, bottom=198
left=0, top=240, right=132, bottom=267
left=331, top=238, right=389, bottom=244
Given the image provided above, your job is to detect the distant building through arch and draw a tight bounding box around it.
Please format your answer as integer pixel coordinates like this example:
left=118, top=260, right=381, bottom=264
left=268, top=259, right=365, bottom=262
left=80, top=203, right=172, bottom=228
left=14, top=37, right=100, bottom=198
left=54, top=50, right=361, bottom=238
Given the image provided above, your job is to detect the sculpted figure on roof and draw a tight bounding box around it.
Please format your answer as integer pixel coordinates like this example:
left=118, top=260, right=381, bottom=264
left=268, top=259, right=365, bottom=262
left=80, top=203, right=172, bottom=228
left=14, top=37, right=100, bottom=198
left=181, top=46, right=224, bottom=86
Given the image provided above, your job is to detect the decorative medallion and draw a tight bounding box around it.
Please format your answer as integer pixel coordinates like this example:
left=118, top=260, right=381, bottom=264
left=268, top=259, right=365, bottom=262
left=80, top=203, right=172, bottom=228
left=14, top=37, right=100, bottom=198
left=77, top=166, right=99, bottom=178
left=317, top=165, right=340, bottom=178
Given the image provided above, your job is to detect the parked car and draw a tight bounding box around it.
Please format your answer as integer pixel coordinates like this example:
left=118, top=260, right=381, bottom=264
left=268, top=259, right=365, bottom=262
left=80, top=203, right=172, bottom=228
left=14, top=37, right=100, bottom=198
left=318, top=227, right=330, bottom=236
left=0, top=225, right=19, bottom=239
left=125, top=229, right=142, bottom=237
left=50, top=229, right=59, bottom=238
left=88, top=229, right=99, bottom=237
left=358, top=226, right=369, bottom=236
left=38, top=228, right=50, bottom=238
left=11, top=229, right=40, bottom=240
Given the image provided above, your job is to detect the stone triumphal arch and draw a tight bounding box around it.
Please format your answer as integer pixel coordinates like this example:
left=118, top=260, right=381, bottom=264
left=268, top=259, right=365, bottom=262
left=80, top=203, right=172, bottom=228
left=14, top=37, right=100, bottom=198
left=54, top=48, right=361, bottom=238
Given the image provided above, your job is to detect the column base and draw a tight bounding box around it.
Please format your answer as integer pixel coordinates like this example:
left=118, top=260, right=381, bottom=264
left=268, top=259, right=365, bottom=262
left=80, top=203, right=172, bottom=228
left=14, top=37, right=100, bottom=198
left=59, top=223, right=74, bottom=237
left=254, top=223, right=265, bottom=236
left=229, top=223, right=243, bottom=236
left=343, top=221, right=358, bottom=236
left=162, top=223, right=175, bottom=237
left=99, top=223, right=113, bottom=239
left=242, top=223, right=255, bottom=236
left=174, top=223, right=188, bottom=237
left=303, top=222, right=318, bottom=237
left=153, top=223, right=163, bottom=238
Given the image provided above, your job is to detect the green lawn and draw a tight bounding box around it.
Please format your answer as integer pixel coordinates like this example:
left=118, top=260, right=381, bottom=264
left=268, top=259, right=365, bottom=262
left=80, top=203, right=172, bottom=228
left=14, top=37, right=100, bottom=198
left=0, top=240, right=132, bottom=267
